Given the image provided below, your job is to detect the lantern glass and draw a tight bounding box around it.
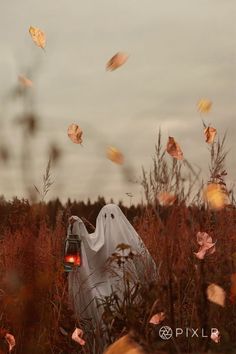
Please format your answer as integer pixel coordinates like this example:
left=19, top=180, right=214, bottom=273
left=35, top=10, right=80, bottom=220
left=64, top=235, right=82, bottom=271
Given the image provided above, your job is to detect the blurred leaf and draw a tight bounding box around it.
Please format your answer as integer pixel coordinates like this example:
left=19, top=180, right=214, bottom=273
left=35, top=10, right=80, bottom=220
left=67, top=124, right=83, bottom=144
left=204, top=126, right=217, bottom=144
left=157, top=192, right=176, bottom=206
left=104, top=334, right=144, bottom=354
left=198, top=99, right=212, bottom=113
left=166, top=136, right=183, bottom=160
left=207, top=283, right=226, bottom=307
left=0, top=145, right=10, bottom=164
left=107, top=146, right=124, bottom=165
left=29, top=26, right=46, bottom=49
left=204, top=183, right=229, bottom=210
left=49, top=144, right=62, bottom=165
left=106, top=52, right=128, bottom=71
left=18, top=75, right=33, bottom=88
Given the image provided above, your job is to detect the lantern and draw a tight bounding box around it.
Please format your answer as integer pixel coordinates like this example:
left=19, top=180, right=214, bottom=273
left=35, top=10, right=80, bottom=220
left=64, top=223, right=82, bottom=272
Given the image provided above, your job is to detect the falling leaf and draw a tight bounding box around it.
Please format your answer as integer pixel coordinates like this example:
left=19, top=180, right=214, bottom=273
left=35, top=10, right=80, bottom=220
left=104, top=334, right=144, bottom=354
left=5, top=333, right=16, bottom=352
left=107, top=146, right=124, bottom=164
left=194, top=232, right=216, bottom=260
left=106, top=52, right=128, bottom=71
left=211, top=329, right=220, bottom=343
left=18, top=75, right=33, bottom=88
left=204, top=126, right=217, bottom=144
left=207, top=283, right=226, bottom=307
left=71, top=328, right=85, bottom=346
left=158, top=192, right=176, bottom=206
left=166, top=137, right=183, bottom=160
left=230, top=273, right=236, bottom=303
left=204, top=183, right=229, bottom=210
left=29, top=26, right=46, bottom=49
left=67, top=124, right=83, bottom=144
left=149, top=312, right=165, bottom=325
left=198, top=99, right=212, bottom=113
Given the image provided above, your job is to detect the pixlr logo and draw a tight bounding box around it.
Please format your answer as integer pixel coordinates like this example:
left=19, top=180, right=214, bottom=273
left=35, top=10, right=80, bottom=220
left=159, top=327, right=219, bottom=340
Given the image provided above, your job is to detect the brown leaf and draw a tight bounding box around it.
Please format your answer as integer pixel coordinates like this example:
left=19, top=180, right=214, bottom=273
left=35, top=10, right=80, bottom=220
left=166, top=137, right=183, bottom=160
left=204, top=126, right=217, bottom=144
left=67, top=124, right=83, bottom=144
left=18, top=75, right=33, bottom=88
left=207, top=283, right=226, bottom=307
left=149, top=312, right=165, bottom=325
left=106, top=52, right=128, bottom=71
left=71, top=328, right=85, bottom=346
left=198, top=99, right=212, bottom=113
left=107, top=146, right=124, bottom=164
left=29, top=26, right=46, bottom=49
left=204, top=183, right=229, bottom=210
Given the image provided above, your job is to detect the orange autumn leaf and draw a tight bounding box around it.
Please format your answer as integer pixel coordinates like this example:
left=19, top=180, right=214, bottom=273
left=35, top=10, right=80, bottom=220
left=5, top=333, right=16, bottom=352
left=204, top=183, right=229, bottom=210
left=71, top=328, right=85, bottom=346
left=18, top=75, right=33, bottom=88
left=104, top=334, right=144, bottom=354
left=107, top=146, right=124, bottom=165
left=149, top=312, right=165, bottom=325
left=29, top=26, right=46, bottom=49
left=198, top=99, right=212, bottom=113
left=204, top=126, right=217, bottom=144
left=67, top=124, right=83, bottom=144
left=207, top=283, right=226, bottom=307
left=211, top=329, right=220, bottom=344
left=166, top=137, right=183, bottom=160
left=158, top=192, right=176, bottom=206
left=106, top=52, right=128, bottom=71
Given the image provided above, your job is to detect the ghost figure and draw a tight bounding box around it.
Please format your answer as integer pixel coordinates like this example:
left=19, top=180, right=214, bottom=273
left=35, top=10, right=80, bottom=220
left=68, top=204, right=156, bottom=326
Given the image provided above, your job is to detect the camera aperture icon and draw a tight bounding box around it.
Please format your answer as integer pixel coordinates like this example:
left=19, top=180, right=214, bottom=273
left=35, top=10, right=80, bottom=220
left=159, top=326, right=173, bottom=340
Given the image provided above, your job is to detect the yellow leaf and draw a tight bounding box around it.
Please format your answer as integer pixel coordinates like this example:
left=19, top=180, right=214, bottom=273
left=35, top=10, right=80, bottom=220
left=204, top=126, right=217, bottom=144
left=204, top=183, right=229, bottom=210
left=198, top=99, right=212, bottom=113
left=106, top=52, right=128, bottom=71
left=67, top=124, right=83, bottom=144
left=29, top=26, right=46, bottom=49
left=18, top=75, right=33, bottom=88
left=107, top=146, right=124, bottom=165
left=207, top=283, right=226, bottom=307
left=166, top=137, right=183, bottom=160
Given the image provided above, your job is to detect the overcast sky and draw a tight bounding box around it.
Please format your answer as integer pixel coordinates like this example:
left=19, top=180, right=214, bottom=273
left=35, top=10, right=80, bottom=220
left=0, top=0, right=235, bottom=204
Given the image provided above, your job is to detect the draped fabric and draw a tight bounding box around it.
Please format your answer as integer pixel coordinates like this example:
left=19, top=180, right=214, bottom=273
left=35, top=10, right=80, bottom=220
left=68, top=204, right=157, bottom=325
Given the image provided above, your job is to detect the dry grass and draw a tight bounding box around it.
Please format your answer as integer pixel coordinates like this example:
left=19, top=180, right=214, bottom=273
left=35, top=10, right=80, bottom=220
left=0, top=133, right=236, bottom=353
